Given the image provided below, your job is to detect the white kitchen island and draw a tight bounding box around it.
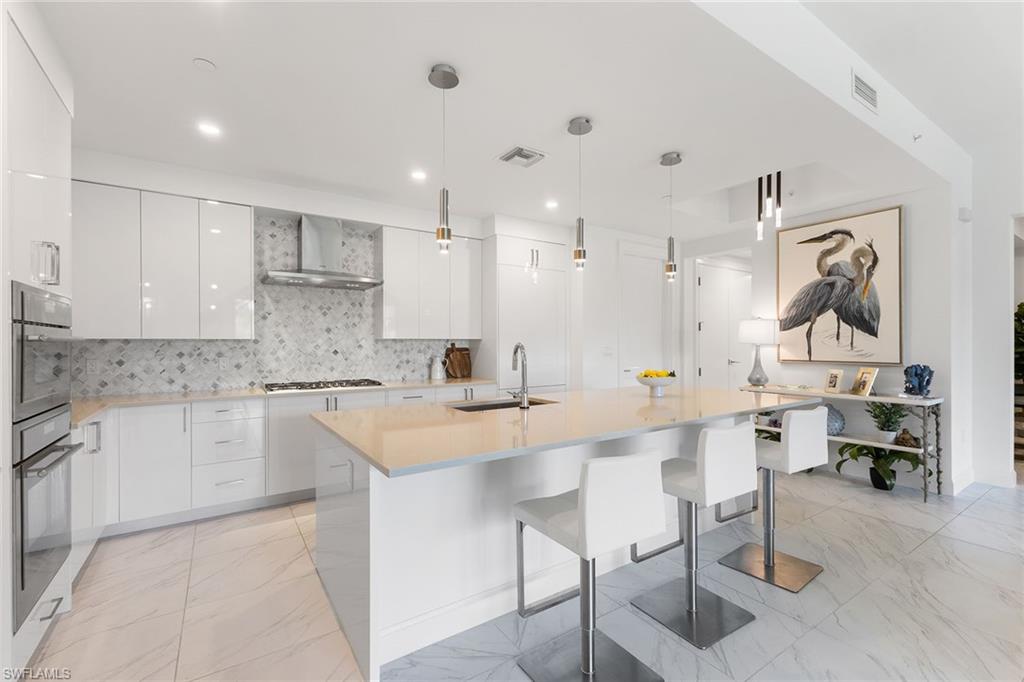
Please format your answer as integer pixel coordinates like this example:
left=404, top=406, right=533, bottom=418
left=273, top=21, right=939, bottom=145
left=310, top=387, right=819, bottom=680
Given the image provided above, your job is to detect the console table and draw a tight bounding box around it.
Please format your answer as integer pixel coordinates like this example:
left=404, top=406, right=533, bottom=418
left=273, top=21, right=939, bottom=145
left=740, top=385, right=944, bottom=501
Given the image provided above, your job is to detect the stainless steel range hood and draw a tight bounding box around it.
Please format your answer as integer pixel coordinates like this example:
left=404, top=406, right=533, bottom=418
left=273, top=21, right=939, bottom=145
left=262, top=214, right=383, bottom=290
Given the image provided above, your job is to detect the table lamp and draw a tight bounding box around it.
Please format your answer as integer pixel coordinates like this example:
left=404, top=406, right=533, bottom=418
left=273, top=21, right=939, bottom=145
left=738, top=318, right=779, bottom=387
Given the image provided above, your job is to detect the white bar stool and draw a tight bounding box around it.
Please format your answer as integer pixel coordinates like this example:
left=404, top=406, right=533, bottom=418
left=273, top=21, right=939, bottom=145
left=513, top=451, right=666, bottom=681
left=630, top=421, right=758, bottom=650
left=718, top=406, right=828, bottom=592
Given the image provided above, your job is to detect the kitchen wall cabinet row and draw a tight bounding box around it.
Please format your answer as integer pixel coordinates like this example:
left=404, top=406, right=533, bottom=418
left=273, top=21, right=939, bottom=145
left=374, top=226, right=482, bottom=339
left=6, top=15, right=73, bottom=298
left=71, top=180, right=254, bottom=339
left=80, top=384, right=497, bottom=530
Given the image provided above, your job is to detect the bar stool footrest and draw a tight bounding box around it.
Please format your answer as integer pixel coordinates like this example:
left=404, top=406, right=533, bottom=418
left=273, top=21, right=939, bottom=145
left=518, top=585, right=581, bottom=619
left=630, top=579, right=755, bottom=650
left=717, top=542, right=823, bottom=593
left=516, top=629, right=662, bottom=681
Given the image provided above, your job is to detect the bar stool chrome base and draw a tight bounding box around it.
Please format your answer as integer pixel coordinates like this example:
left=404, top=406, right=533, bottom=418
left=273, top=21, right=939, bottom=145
left=631, top=579, right=755, bottom=650
left=517, top=629, right=662, bottom=682
left=717, top=542, right=823, bottom=594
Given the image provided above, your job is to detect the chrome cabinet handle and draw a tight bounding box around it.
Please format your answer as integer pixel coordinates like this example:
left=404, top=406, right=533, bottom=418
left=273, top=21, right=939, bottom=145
left=470, top=387, right=474, bottom=400
left=727, top=360, right=741, bottom=365
left=183, top=406, right=188, bottom=432
left=402, top=395, right=423, bottom=400
left=86, top=421, right=102, bottom=454
left=535, top=249, right=539, bottom=268
left=214, top=408, right=245, bottom=414
left=333, top=396, right=339, bottom=411
left=214, top=438, right=245, bottom=445
left=49, top=243, right=61, bottom=286
left=214, top=478, right=246, bottom=487
left=25, top=334, right=49, bottom=342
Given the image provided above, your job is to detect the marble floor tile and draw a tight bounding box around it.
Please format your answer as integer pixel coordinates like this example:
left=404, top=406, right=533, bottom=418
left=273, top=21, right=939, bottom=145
left=979, top=483, right=1024, bottom=508
left=177, top=573, right=340, bottom=680
left=595, top=553, right=686, bottom=606
left=33, top=610, right=182, bottom=681
left=660, top=524, right=753, bottom=570
left=835, top=486, right=972, bottom=533
left=903, top=533, right=1024, bottom=593
left=939, top=514, right=1024, bottom=557
left=193, top=630, right=361, bottom=681
left=811, top=572, right=1024, bottom=681
left=467, top=657, right=530, bottom=681
left=493, top=592, right=619, bottom=654
left=594, top=606, right=731, bottom=681
left=802, top=506, right=932, bottom=559
left=193, top=505, right=301, bottom=559
left=773, top=470, right=865, bottom=505
left=381, top=622, right=519, bottom=681
left=47, top=559, right=189, bottom=642
left=291, top=499, right=316, bottom=520
left=187, top=533, right=315, bottom=607
left=86, top=524, right=195, bottom=575
left=960, top=493, right=1024, bottom=531
left=956, top=481, right=995, bottom=500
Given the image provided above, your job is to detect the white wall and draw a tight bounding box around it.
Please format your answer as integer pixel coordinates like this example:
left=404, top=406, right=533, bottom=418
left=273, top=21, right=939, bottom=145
left=72, top=148, right=483, bottom=238
left=680, top=185, right=966, bottom=491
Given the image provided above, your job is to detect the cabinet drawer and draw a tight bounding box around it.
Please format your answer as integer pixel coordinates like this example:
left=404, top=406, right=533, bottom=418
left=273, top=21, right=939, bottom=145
left=388, top=388, right=435, bottom=405
left=435, top=386, right=471, bottom=403
left=192, top=459, right=266, bottom=509
left=192, top=398, right=266, bottom=423
left=192, top=418, right=265, bottom=466
left=339, top=390, right=387, bottom=410
left=496, top=236, right=566, bottom=271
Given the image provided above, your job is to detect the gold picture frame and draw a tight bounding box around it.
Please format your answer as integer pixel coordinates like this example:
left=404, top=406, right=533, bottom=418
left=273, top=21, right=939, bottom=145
left=850, top=367, right=878, bottom=396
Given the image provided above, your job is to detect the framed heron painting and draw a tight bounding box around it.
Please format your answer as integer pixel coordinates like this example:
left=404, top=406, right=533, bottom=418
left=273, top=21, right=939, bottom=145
left=776, top=206, right=902, bottom=364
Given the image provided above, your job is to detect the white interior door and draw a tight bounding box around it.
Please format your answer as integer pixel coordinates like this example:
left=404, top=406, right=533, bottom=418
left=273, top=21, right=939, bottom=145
left=618, top=245, right=669, bottom=386
left=697, top=263, right=751, bottom=390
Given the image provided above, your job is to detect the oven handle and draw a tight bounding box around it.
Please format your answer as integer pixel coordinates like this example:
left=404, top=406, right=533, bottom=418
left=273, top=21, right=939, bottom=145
left=25, top=442, right=83, bottom=478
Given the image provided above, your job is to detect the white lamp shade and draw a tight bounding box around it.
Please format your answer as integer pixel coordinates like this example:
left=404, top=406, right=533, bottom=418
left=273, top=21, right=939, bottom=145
left=738, top=318, right=779, bottom=345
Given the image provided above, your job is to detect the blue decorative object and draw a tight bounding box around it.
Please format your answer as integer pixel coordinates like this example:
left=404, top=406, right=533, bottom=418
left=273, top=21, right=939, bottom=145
left=824, top=403, right=846, bottom=436
left=903, top=364, right=934, bottom=396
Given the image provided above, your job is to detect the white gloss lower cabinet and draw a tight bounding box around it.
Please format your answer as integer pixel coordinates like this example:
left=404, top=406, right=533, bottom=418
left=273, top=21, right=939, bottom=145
left=68, top=439, right=95, bottom=580
left=199, top=201, right=253, bottom=339
left=268, top=393, right=332, bottom=495
left=141, top=191, right=199, bottom=339
left=192, top=459, right=266, bottom=508
left=89, top=409, right=120, bottom=526
left=119, top=404, right=191, bottom=522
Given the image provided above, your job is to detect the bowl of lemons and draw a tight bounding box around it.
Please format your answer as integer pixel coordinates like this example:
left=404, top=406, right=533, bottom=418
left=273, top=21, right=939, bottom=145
left=636, top=369, right=676, bottom=398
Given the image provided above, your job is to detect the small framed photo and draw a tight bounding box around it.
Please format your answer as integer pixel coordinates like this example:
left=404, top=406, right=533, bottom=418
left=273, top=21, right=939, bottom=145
left=824, top=369, right=844, bottom=393
left=851, top=367, right=879, bottom=396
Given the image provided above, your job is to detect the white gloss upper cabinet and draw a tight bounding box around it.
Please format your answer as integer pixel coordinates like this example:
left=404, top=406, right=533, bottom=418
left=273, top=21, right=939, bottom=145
left=199, top=201, right=253, bottom=339
left=72, top=182, right=141, bottom=338
left=375, top=227, right=420, bottom=339
left=450, top=236, right=482, bottom=339
left=6, top=18, right=71, bottom=179
left=497, top=263, right=566, bottom=390
left=418, top=231, right=451, bottom=339
left=141, top=192, right=199, bottom=339
left=8, top=171, right=71, bottom=297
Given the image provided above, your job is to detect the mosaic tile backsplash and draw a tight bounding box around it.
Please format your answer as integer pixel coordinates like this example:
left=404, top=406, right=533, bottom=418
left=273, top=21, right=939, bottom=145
left=71, top=213, right=461, bottom=396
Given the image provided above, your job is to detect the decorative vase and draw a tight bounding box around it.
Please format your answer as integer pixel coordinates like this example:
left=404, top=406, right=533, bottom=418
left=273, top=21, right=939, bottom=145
left=877, top=430, right=897, bottom=444
left=824, top=403, right=845, bottom=436
left=903, top=364, right=934, bottom=397
left=869, top=467, right=895, bottom=491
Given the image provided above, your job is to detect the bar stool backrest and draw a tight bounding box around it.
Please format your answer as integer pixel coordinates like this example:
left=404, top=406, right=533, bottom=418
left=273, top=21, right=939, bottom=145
left=578, top=451, right=666, bottom=559
left=697, top=421, right=757, bottom=507
left=782, top=406, right=829, bottom=473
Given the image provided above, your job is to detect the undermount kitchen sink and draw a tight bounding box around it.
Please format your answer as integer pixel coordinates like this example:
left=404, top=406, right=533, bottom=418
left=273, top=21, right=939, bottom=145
left=450, top=397, right=558, bottom=412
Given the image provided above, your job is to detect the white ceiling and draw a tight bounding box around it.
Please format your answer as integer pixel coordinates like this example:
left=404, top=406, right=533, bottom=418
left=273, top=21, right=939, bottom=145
left=804, top=1, right=1023, bottom=158
left=40, top=2, right=933, bottom=239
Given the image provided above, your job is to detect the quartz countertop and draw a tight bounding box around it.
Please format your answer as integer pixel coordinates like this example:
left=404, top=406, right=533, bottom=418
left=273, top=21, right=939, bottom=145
left=310, top=386, right=820, bottom=478
left=70, top=377, right=497, bottom=426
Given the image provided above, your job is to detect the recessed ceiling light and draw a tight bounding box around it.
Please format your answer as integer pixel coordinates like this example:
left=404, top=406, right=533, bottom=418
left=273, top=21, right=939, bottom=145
left=197, top=120, right=221, bottom=138
left=192, top=57, right=217, bottom=72
left=545, top=199, right=559, bottom=210
left=410, top=169, right=427, bottom=182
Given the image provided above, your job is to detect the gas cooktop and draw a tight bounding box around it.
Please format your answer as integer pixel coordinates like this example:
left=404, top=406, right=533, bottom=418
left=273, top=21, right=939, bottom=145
left=263, top=379, right=384, bottom=392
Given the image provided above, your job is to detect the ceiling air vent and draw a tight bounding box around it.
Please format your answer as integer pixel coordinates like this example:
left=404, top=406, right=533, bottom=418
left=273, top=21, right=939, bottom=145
left=498, top=146, right=546, bottom=168
left=851, top=71, right=878, bottom=113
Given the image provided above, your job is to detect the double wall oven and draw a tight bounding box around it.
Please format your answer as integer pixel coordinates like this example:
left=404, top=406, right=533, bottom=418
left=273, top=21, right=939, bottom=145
left=11, top=282, right=79, bottom=633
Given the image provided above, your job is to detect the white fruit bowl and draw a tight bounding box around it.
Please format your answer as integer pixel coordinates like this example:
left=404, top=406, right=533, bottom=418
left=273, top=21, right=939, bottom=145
left=636, top=375, right=676, bottom=398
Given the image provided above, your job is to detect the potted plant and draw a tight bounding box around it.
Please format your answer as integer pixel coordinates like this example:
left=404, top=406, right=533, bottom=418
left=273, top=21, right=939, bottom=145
left=835, top=442, right=927, bottom=491
left=865, top=402, right=908, bottom=443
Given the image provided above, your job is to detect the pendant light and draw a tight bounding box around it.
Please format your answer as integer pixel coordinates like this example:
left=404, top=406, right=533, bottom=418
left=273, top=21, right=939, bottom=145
left=429, top=64, right=459, bottom=254
left=775, top=170, right=783, bottom=228
left=765, top=173, right=774, bottom=219
left=660, top=152, right=681, bottom=282
left=568, top=116, right=592, bottom=270
left=756, top=175, right=764, bottom=241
